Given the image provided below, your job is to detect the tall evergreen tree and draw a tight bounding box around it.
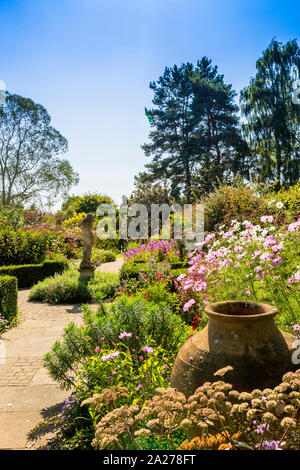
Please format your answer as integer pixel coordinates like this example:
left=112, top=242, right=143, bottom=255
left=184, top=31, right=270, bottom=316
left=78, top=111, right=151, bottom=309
left=140, top=58, right=247, bottom=202
left=240, top=39, right=300, bottom=187
left=191, top=76, right=249, bottom=194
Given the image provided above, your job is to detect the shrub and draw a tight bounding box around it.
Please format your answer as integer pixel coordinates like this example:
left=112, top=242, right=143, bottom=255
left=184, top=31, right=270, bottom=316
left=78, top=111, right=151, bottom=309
left=91, top=249, right=116, bottom=265
left=0, top=205, right=24, bottom=228
left=120, top=262, right=150, bottom=281
left=62, top=212, right=86, bottom=231
left=0, top=227, right=66, bottom=265
left=169, top=261, right=189, bottom=269
left=0, top=275, right=18, bottom=323
left=123, top=239, right=180, bottom=264
left=200, top=183, right=268, bottom=231
left=90, top=368, right=300, bottom=450
left=0, top=259, right=68, bottom=288
left=96, top=238, right=120, bottom=252
left=29, top=271, right=120, bottom=304
left=43, top=295, right=191, bottom=390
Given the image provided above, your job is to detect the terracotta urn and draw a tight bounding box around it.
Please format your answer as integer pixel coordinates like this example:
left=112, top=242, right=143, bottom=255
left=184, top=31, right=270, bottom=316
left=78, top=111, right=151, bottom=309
left=171, top=301, right=297, bottom=396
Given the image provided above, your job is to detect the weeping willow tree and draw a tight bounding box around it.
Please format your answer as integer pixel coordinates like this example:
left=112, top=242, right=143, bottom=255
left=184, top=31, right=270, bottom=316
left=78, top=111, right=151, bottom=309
left=240, top=39, right=300, bottom=188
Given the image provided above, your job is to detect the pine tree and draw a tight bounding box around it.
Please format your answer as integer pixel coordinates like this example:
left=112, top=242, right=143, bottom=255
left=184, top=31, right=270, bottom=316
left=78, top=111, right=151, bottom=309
left=140, top=58, right=248, bottom=201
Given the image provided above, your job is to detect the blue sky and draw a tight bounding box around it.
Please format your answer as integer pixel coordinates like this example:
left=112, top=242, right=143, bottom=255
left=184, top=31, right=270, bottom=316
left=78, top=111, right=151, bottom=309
left=0, top=0, right=299, bottom=209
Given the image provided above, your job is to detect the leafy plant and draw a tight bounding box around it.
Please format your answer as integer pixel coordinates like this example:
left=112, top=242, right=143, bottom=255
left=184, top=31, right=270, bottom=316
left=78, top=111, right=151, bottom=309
left=29, top=270, right=120, bottom=304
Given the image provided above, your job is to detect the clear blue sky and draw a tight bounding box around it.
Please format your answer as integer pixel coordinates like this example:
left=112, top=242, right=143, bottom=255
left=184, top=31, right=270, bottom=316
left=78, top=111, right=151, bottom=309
left=0, top=0, right=299, bottom=209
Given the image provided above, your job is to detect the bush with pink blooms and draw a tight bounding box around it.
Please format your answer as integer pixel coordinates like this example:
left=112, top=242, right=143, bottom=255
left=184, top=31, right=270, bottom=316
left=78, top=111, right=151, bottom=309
left=123, top=239, right=181, bottom=264
left=175, top=217, right=300, bottom=328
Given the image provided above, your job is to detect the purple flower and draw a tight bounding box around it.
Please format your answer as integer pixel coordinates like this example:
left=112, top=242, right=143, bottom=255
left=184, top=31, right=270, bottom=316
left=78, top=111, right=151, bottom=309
left=138, top=384, right=143, bottom=389
left=262, top=440, right=282, bottom=450
left=256, top=423, right=269, bottom=435
left=139, top=355, right=144, bottom=361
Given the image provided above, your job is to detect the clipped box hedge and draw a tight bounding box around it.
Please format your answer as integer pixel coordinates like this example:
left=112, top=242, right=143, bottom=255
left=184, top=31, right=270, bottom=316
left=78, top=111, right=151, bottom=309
left=0, top=260, right=68, bottom=288
left=0, top=275, right=18, bottom=323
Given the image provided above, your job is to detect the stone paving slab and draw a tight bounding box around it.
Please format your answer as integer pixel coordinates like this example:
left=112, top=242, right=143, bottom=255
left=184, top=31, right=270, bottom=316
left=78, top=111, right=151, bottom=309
left=0, top=258, right=123, bottom=450
left=0, top=289, right=85, bottom=450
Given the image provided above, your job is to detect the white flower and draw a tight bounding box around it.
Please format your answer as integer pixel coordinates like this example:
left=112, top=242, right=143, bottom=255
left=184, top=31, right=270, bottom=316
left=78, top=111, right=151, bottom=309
left=276, top=201, right=284, bottom=209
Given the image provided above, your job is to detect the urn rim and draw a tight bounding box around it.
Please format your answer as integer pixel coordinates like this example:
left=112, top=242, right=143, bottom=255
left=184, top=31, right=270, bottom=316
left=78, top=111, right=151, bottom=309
left=204, top=300, right=278, bottom=321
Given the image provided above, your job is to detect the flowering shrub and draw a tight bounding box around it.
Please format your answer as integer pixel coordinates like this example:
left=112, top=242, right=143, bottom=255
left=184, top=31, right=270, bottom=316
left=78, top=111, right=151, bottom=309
left=62, top=212, right=87, bottom=232
left=78, top=339, right=171, bottom=398
left=0, top=227, right=65, bottom=265
left=123, top=239, right=181, bottom=264
left=88, top=368, right=300, bottom=450
left=0, top=223, right=81, bottom=265
left=42, top=295, right=191, bottom=391
left=175, top=217, right=300, bottom=327
left=29, top=271, right=120, bottom=304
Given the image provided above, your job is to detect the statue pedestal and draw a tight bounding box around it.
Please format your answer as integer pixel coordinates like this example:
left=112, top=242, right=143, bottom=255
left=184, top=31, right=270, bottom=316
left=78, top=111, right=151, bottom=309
left=78, top=267, right=95, bottom=279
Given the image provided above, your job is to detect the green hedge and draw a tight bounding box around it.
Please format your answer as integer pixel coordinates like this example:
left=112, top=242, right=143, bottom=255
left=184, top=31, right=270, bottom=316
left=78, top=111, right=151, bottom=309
left=120, top=262, right=150, bottom=280
left=0, top=227, right=67, bottom=266
left=169, top=261, right=189, bottom=269
left=0, top=260, right=68, bottom=288
left=0, top=275, right=18, bottom=323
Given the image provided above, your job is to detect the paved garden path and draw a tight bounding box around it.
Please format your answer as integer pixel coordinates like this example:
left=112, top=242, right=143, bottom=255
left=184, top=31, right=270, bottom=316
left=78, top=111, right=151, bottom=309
left=97, top=256, right=123, bottom=273
left=0, top=257, right=123, bottom=450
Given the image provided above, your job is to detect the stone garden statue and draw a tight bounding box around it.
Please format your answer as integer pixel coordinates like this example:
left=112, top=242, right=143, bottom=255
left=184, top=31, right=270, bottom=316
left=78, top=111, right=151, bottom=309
left=78, top=213, right=96, bottom=278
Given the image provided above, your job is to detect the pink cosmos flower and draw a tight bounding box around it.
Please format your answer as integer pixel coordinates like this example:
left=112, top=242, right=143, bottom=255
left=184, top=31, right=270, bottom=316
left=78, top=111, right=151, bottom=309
left=101, top=351, right=120, bottom=362
left=260, top=215, right=274, bottom=223
left=288, top=220, right=300, bottom=232
left=183, top=298, right=196, bottom=311
left=143, top=346, right=154, bottom=353
left=272, top=257, right=283, bottom=267
left=118, top=332, right=133, bottom=339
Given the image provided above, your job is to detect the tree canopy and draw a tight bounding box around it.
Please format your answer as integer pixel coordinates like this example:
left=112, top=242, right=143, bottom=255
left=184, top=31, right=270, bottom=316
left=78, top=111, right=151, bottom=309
left=240, top=39, right=300, bottom=187
left=61, top=193, right=113, bottom=215
left=139, top=58, right=248, bottom=202
left=0, top=92, right=79, bottom=206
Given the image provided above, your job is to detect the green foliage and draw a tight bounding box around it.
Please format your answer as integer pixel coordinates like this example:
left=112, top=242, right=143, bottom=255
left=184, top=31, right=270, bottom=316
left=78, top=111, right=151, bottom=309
left=264, top=183, right=300, bottom=213
left=129, top=181, right=174, bottom=213
left=43, top=295, right=191, bottom=390
left=170, top=267, right=189, bottom=278
left=62, top=212, right=86, bottom=230
left=0, top=204, right=24, bottom=227
left=120, top=262, right=150, bottom=281
left=0, top=92, right=79, bottom=206
left=240, top=39, right=300, bottom=187
left=200, top=182, right=269, bottom=231
left=62, top=193, right=113, bottom=216
left=96, top=238, right=120, bottom=252
left=29, top=270, right=120, bottom=304
left=0, top=227, right=66, bottom=265
left=0, top=275, right=18, bottom=323
left=0, top=259, right=68, bottom=288
left=140, top=57, right=247, bottom=201
left=91, top=249, right=116, bottom=265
